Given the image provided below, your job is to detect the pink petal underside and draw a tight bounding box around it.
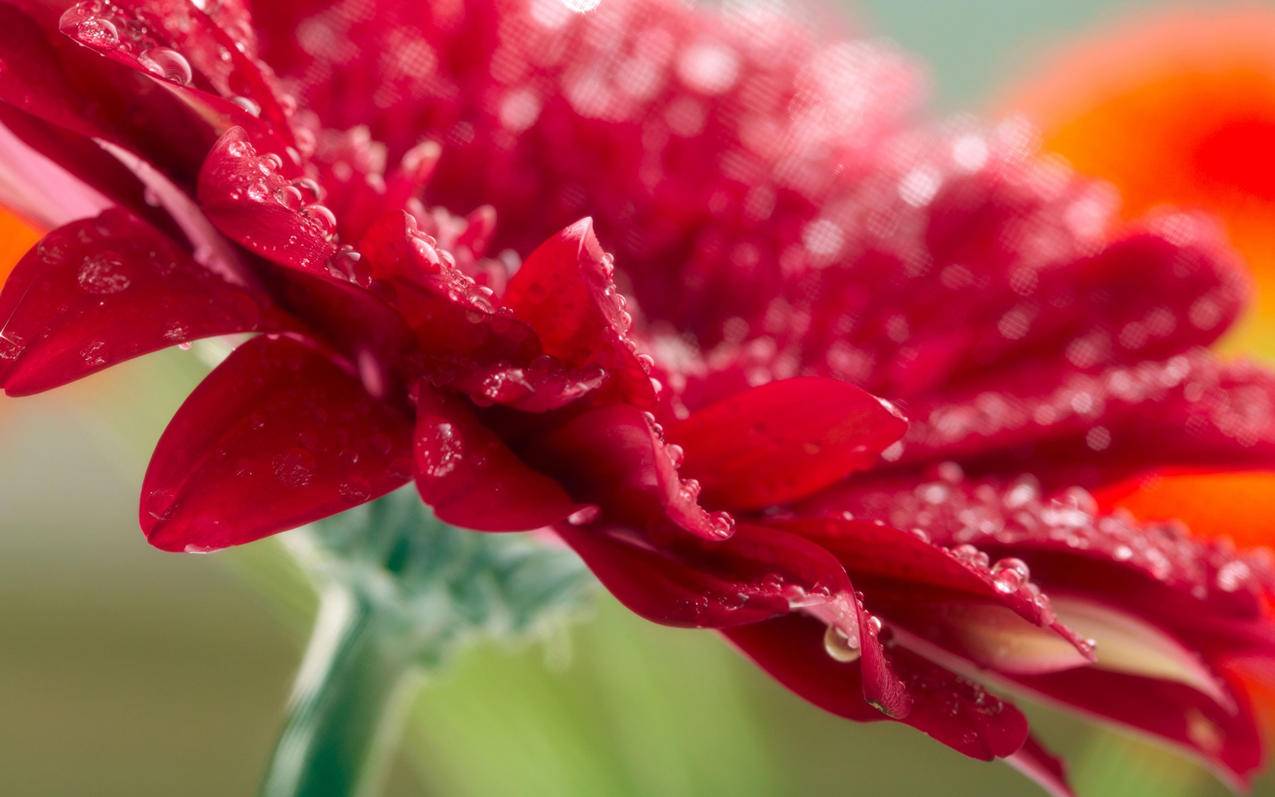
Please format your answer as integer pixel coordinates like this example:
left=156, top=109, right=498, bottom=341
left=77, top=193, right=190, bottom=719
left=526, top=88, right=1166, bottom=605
left=726, top=614, right=1030, bottom=761
left=1011, top=668, right=1262, bottom=789
left=771, top=516, right=1094, bottom=673
left=502, top=218, right=657, bottom=408
left=413, top=383, right=577, bottom=532
left=1007, top=736, right=1075, bottom=797
left=142, top=334, right=413, bottom=552
left=197, top=126, right=337, bottom=272
left=812, top=475, right=1275, bottom=659
left=554, top=520, right=858, bottom=633
left=0, top=106, right=136, bottom=230
left=670, top=377, right=907, bottom=510
left=0, top=208, right=278, bottom=394
left=530, top=403, right=733, bottom=541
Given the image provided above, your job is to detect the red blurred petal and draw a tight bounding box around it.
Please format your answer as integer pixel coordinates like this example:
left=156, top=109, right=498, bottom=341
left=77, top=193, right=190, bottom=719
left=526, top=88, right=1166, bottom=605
left=413, top=384, right=576, bottom=531
left=0, top=208, right=276, bottom=394
left=142, top=335, right=412, bottom=551
left=671, top=377, right=906, bottom=510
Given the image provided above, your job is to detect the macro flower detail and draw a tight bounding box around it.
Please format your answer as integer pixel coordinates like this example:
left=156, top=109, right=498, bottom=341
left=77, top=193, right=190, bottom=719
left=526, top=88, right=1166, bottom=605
left=1, top=1, right=1275, bottom=796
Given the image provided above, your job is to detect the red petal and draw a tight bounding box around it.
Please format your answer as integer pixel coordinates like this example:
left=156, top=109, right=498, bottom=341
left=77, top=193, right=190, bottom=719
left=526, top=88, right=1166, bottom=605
left=197, top=127, right=337, bottom=272
left=0, top=208, right=276, bottom=394
left=503, top=219, right=656, bottom=406
left=726, top=614, right=1030, bottom=761
left=670, top=377, right=906, bottom=510
left=413, top=384, right=576, bottom=531
left=141, top=335, right=412, bottom=551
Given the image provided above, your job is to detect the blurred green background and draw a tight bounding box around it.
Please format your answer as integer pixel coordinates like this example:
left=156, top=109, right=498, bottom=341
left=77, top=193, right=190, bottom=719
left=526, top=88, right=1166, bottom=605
left=2, top=1, right=1270, bottom=796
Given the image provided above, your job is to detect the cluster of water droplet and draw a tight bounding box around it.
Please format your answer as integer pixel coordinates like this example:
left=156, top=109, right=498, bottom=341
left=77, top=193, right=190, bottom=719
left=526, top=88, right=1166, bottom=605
left=856, top=462, right=1275, bottom=608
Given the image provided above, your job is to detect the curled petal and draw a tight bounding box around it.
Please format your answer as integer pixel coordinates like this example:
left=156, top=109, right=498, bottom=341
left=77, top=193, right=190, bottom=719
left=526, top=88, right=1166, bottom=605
left=142, top=335, right=412, bottom=551
left=0, top=208, right=276, bottom=394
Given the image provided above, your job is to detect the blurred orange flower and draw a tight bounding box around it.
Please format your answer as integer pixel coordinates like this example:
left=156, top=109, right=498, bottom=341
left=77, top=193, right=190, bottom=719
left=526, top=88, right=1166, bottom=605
left=0, top=209, right=38, bottom=287
left=1002, top=4, right=1275, bottom=358
left=1006, top=4, right=1275, bottom=720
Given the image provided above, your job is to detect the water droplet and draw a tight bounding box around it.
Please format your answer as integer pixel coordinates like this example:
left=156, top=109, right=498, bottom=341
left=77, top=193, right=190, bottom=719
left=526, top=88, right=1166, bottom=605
left=566, top=506, right=600, bottom=525
left=291, top=177, right=323, bottom=203
left=138, top=47, right=193, bottom=85
left=274, top=185, right=302, bottom=211
left=302, top=204, right=338, bottom=236
left=666, top=443, right=685, bottom=468
left=990, top=557, right=1030, bottom=593
left=76, top=17, right=119, bottom=48
left=823, top=625, right=862, bottom=663
left=231, top=95, right=261, bottom=117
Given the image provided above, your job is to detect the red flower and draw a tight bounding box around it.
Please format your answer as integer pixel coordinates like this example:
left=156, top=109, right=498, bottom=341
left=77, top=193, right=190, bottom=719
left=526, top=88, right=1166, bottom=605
left=1, top=1, right=1274, bottom=793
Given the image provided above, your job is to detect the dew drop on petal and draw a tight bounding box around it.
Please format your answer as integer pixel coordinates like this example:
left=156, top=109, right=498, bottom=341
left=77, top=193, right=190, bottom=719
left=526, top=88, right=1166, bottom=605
left=231, top=95, right=261, bottom=117
left=76, top=17, right=119, bottom=48
left=823, top=624, right=862, bottom=663
left=138, top=47, right=193, bottom=86
left=302, top=204, right=338, bottom=236
left=566, top=505, right=601, bottom=525
left=990, top=557, right=1031, bottom=593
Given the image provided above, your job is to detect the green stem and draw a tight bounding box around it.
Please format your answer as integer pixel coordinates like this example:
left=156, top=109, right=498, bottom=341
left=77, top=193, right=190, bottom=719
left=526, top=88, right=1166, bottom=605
left=259, top=587, right=422, bottom=797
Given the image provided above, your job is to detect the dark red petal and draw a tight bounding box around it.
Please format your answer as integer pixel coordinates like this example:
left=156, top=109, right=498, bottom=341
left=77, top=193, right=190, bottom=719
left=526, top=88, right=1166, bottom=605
left=670, top=377, right=906, bottom=510
left=503, top=219, right=656, bottom=407
left=0, top=208, right=277, bottom=394
left=1007, top=736, right=1075, bottom=797
left=197, top=127, right=337, bottom=272
left=726, top=615, right=1030, bottom=761
left=141, top=335, right=412, bottom=551
left=414, top=384, right=576, bottom=532
left=555, top=521, right=856, bottom=631
left=532, top=403, right=733, bottom=540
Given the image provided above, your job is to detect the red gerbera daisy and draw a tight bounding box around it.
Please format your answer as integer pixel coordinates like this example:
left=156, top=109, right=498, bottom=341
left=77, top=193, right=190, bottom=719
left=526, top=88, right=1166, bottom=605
left=1, top=1, right=1274, bottom=794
